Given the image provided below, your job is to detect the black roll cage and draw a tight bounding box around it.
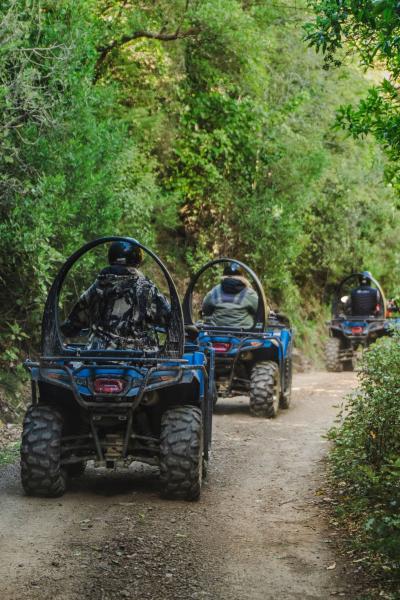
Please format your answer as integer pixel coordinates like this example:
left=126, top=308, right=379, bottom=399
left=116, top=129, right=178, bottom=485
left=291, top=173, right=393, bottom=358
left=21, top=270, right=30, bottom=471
left=332, top=272, right=387, bottom=319
left=41, top=236, right=185, bottom=359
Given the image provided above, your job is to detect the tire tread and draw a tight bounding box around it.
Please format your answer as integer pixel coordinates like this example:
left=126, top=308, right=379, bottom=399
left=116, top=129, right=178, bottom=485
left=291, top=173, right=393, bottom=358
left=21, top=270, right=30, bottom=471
left=324, top=337, right=343, bottom=372
left=249, top=361, right=280, bottom=418
left=160, top=406, right=203, bottom=500
left=20, top=406, right=66, bottom=497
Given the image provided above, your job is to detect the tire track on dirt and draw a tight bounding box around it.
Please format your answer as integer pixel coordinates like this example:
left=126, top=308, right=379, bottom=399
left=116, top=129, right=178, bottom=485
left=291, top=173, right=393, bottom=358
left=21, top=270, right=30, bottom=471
left=0, top=372, right=359, bottom=600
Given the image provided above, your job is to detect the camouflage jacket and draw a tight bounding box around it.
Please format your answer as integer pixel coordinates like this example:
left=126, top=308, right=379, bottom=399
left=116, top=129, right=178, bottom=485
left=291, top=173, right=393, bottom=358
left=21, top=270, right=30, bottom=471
left=61, top=265, right=171, bottom=351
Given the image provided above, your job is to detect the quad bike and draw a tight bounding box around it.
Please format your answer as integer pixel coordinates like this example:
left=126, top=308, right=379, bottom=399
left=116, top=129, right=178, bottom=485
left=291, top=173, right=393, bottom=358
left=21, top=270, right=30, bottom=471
left=21, top=237, right=215, bottom=500
left=325, top=272, right=390, bottom=372
left=182, top=258, right=293, bottom=418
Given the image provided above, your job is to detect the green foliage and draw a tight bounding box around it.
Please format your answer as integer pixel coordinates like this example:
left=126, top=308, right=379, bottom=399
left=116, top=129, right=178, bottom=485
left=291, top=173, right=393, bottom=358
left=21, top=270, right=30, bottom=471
left=0, top=442, right=20, bottom=467
left=1, top=0, right=400, bottom=369
left=305, top=0, right=400, bottom=73
left=0, top=0, right=155, bottom=363
left=162, top=1, right=400, bottom=323
left=0, top=0, right=117, bottom=356
left=328, top=334, right=400, bottom=584
left=306, top=0, right=400, bottom=188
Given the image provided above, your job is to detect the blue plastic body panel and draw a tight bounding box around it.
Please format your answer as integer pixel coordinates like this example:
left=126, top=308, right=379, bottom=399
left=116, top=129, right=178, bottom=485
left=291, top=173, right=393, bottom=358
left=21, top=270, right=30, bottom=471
left=341, top=320, right=369, bottom=335
left=193, top=322, right=293, bottom=397
left=329, top=318, right=395, bottom=340
left=197, top=328, right=292, bottom=362
left=33, top=352, right=207, bottom=402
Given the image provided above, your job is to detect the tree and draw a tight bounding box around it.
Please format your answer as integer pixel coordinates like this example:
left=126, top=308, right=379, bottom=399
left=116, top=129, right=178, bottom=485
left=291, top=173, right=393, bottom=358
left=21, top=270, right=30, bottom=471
left=305, top=0, right=400, bottom=188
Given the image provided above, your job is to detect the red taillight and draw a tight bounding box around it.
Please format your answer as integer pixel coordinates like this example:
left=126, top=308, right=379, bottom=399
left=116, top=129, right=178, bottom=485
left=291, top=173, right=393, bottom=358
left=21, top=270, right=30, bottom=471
left=351, top=326, right=364, bottom=335
left=93, top=378, right=125, bottom=394
left=212, top=342, right=231, bottom=353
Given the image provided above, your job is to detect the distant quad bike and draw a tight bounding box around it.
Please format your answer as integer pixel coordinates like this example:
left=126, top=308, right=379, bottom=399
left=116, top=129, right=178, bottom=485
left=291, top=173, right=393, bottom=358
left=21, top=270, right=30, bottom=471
left=182, top=258, right=294, bottom=418
left=21, top=237, right=214, bottom=500
left=325, top=272, right=390, bottom=372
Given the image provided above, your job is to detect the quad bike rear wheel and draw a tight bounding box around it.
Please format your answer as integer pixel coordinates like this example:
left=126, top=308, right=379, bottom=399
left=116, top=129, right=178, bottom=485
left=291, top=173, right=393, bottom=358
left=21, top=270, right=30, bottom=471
left=212, top=381, right=218, bottom=409
left=21, top=405, right=67, bottom=497
left=249, top=361, right=280, bottom=418
left=324, top=337, right=343, bottom=372
left=279, top=358, right=292, bottom=409
left=160, top=405, right=203, bottom=500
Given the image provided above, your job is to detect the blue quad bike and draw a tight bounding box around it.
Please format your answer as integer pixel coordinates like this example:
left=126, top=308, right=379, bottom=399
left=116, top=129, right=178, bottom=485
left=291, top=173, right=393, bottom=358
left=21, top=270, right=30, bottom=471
left=182, top=258, right=294, bottom=418
left=324, top=272, right=392, bottom=372
left=21, top=237, right=215, bottom=500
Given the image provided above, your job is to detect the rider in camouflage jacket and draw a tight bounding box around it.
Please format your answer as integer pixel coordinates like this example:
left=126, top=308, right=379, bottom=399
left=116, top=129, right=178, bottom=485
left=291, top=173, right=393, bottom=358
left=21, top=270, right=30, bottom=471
left=61, top=242, right=171, bottom=352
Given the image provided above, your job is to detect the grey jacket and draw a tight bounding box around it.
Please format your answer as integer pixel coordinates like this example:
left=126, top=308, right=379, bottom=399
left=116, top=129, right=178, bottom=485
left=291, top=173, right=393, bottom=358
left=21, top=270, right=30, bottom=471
left=202, top=276, right=258, bottom=329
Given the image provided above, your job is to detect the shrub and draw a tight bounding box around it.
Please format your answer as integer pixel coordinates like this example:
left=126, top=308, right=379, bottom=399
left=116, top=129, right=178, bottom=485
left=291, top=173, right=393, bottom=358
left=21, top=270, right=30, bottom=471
left=329, top=332, right=400, bottom=584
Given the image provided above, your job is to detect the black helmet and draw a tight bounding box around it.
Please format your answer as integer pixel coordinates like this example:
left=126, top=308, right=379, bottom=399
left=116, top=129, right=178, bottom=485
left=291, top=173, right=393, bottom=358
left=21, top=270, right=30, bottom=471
left=223, top=262, right=244, bottom=277
left=360, top=271, right=373, bottom=285
left=108, top=241, right=144, bottom=267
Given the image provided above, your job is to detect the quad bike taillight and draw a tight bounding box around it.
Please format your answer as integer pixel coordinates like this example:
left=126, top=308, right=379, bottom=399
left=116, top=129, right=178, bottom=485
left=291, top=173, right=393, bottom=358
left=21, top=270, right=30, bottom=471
left=212, top=342, right=231, bottom=353
left=351, top=326, right=364, bottom=335
left=93, top=378, right=125, bottom=394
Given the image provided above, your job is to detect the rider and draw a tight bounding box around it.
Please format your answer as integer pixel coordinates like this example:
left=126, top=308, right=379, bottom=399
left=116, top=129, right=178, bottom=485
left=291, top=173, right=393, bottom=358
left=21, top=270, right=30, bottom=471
left=350, top=271, right=381, bottom=317
left=61, top=241, right=171, bottom=351
left=202, top=262, right=258, bottom=328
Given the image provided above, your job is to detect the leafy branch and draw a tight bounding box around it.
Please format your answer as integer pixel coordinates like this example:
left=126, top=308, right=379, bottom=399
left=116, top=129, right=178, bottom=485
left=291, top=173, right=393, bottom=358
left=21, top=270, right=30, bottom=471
left=95, top=26, right=199, bottom=75
left=95, top=0, right=199, bottom=77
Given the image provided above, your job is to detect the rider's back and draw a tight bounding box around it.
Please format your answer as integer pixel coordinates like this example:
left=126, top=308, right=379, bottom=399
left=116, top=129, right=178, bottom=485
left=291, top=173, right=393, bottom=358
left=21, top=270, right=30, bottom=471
left=350, top=285, right=379, bottom=316
left=202, top=276, right=258, bottom=329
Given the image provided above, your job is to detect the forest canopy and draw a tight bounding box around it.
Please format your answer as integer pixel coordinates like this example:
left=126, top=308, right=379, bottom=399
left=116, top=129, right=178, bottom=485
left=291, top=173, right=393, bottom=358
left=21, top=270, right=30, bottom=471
left=305, top=0, right=400, bottom=186
left=1, top=0, right=399, bottom=366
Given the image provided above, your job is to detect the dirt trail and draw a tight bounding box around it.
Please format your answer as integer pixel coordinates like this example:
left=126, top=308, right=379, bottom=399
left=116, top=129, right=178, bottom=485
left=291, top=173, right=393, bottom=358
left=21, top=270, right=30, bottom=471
left=0, top=371, right=359, bottom=600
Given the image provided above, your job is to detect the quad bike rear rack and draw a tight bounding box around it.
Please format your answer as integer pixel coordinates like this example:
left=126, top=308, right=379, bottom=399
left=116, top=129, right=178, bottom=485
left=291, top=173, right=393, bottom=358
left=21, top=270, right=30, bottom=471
left=25, top=355, right=213, bottom=464
left=208, top=334, right=284, bottom=396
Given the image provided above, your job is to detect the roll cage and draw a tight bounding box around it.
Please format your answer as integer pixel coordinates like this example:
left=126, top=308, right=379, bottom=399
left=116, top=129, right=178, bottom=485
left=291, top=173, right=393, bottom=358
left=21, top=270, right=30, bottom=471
left=331, top=272, right=387, bottom=319
left=182, top=257, right=268, bottom=332
left=42, top=236, right=185, bottom=359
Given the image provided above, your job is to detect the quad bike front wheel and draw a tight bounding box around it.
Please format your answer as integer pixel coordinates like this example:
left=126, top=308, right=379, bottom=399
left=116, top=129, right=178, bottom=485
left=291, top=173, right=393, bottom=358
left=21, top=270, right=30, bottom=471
left=21, top=405, right=67, bottom=497
left=249, top=361, right=280, bottom=418
left=324, top=337, right=343, bottom=372
left=279, top=387, right=291, bottom=410
left=160, top=405, right=203, bottom=500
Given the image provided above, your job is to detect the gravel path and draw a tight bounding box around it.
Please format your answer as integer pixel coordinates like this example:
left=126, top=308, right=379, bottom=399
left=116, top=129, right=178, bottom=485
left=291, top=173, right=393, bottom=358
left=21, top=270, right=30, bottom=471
left=0, top=371, right=359, bottom=600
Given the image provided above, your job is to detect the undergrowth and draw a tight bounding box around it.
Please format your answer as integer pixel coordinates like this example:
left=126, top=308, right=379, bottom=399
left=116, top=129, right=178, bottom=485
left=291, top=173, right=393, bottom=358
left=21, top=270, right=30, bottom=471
left=0, top=369, right=29, bottom=423
left=328, top=332, right=400, bottom=597
left=0, top=442, right=20, bottom=467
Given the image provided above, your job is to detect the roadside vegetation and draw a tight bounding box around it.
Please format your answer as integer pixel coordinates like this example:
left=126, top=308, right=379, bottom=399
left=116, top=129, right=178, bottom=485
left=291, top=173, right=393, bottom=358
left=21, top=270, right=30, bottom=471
left=306, top=2, right=400, bottom=594
left=327, top=336, right=400, bottom=596
left=0, top=442, right=20, bottom=467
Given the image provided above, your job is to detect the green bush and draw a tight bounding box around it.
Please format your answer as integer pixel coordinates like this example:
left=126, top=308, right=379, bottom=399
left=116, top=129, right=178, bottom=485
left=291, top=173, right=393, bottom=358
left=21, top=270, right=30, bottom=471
left=0, top=0, right=140, bottom=365
left=329, top=333, right=400, bottom=583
